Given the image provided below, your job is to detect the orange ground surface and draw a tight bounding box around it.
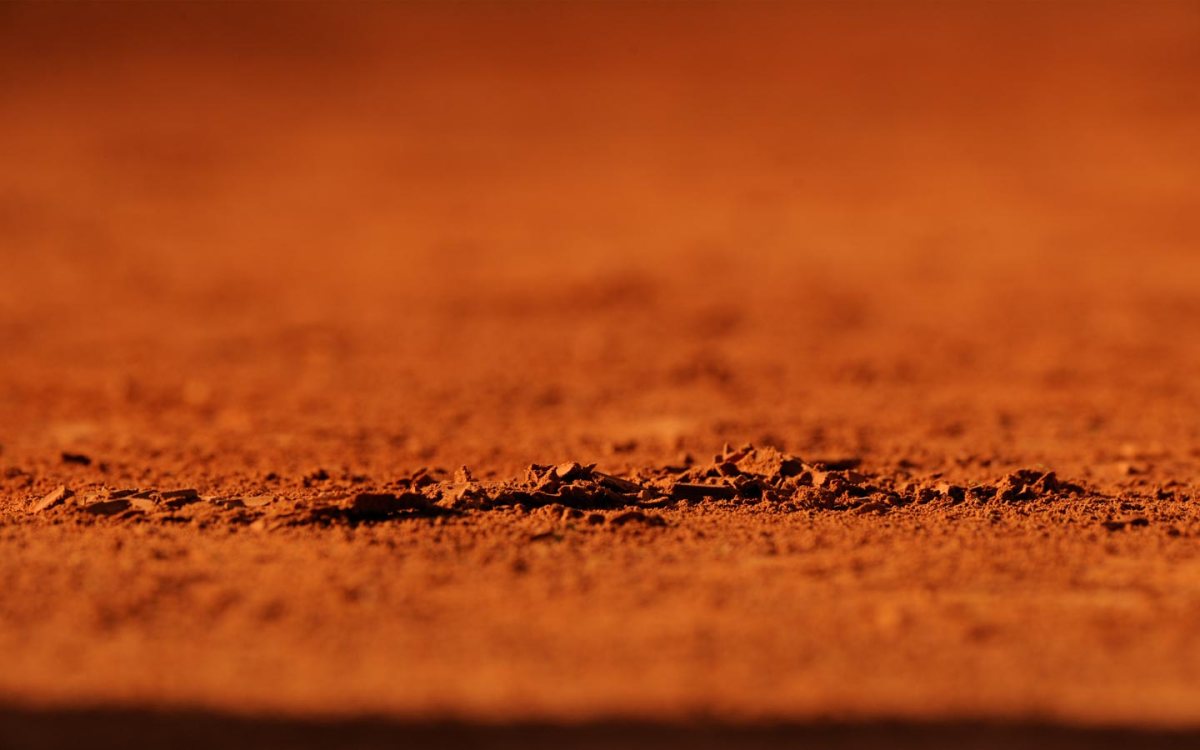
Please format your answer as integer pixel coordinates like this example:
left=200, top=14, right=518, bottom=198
left=2, top=2, right=1200, bottom=747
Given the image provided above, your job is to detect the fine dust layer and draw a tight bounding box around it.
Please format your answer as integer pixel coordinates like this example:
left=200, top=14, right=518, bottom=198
left=3, top=0, right=1200, bottom=736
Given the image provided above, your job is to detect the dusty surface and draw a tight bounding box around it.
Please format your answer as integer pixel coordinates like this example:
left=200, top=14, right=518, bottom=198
left=2, top=1, right=1200, bottom=744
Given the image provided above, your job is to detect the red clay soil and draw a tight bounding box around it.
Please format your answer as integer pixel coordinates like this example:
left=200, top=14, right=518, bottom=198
left=2, top=2, right=1200, bottom=747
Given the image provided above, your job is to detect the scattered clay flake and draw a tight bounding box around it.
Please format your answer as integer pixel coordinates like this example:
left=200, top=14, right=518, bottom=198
left=31, top=486, right=73, bottom=513
left=83, top=499, right=132, bottom=516
left=17, top=446, right=1106, bottom=530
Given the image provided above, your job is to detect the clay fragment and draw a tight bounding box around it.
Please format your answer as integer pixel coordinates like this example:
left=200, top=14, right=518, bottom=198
left=778, top=458, right=805, bottom=477
left=446, top=483, right=489, bottom=509
left=32, top=486, right=73, bottom=513
left=732, top=477, right=767, bottom=499
left=994, top=470, right=1058, bottom=503
left=592, top=471, right=643, bottom=494
left=716, top=462, right=741, bottom=477
left=811, top=471, right=835, bottom=489
left=1035, top=472, right=1061, bottom=493
left=164, top=491, right=201, bottom=509
left=554, top=462, right=590, bottom=481
left=83, top=498, right=132, bottom=516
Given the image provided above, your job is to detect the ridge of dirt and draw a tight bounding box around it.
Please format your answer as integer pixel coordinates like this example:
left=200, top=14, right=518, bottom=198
left=9, top=445, right=1177, bottom=531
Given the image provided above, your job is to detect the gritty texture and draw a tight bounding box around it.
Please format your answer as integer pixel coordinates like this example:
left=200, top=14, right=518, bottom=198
left=2, top=1, right=1200, bottom=744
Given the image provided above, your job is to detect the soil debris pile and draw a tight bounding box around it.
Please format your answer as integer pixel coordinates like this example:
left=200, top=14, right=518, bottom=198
left=19, top=445, right=1098, bottom=528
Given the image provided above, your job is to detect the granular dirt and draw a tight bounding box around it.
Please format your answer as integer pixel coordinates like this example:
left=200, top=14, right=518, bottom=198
left=2, top=1, right=1200, bottom=742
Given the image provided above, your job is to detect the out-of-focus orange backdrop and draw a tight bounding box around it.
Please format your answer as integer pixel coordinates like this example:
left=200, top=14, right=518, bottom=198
left=2, top=2, right=1198, bottom=474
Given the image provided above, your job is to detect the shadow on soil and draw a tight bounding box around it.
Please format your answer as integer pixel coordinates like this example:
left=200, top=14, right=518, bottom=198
left=2, top=708, right=1199, bottom=750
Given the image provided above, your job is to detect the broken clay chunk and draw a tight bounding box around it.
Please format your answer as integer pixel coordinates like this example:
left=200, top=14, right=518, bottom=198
left=554, top=462, right=590, bottom=481
left=31, top=486, right=73, bottom=513
left=83, top=498, right=132, bottom=516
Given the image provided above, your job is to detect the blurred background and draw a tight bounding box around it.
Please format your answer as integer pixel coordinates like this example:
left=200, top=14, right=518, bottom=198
left=2, top=1, right=1199, bottom=483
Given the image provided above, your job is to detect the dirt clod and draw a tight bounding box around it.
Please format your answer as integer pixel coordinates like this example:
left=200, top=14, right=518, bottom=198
left=31, top=486, right=73, bottom=513
left=83, top=499, right=133, bottom=516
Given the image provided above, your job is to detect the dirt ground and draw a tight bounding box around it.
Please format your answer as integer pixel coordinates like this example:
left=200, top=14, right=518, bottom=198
left=2, top=2, right=1200, bottom=747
